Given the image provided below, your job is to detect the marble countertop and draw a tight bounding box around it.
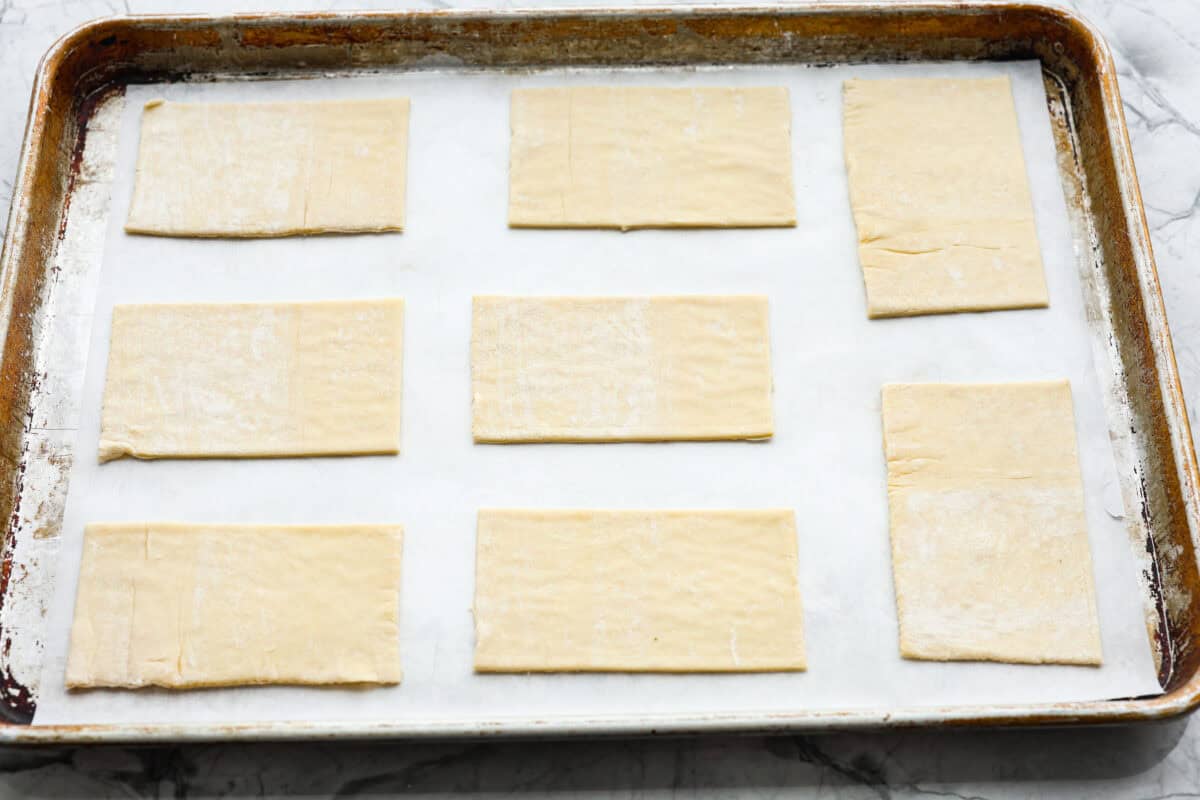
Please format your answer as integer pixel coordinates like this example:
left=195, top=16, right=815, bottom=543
left=2, top=0, right=1199, bottom=797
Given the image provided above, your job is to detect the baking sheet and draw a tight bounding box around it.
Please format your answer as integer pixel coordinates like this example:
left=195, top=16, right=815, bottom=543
left=33, top=59, right=1162, bottom=726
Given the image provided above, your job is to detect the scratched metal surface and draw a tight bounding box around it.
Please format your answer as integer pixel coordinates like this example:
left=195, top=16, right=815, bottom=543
left=0, top=3, right=1197, bottom=742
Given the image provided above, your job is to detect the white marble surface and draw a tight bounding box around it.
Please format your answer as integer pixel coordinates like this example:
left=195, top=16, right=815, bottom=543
left=2, top=0, right=1199, bottom=796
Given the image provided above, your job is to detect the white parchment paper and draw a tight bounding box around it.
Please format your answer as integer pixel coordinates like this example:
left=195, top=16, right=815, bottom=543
left=33, top=59, right=1162, bottom=726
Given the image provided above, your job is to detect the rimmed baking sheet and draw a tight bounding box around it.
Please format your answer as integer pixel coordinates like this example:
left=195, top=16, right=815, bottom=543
left=33, top=59, right=1161, bottom=726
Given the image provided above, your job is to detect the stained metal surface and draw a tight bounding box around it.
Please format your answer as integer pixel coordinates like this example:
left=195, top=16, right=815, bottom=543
left=0, top=2, right=1197, bottom=743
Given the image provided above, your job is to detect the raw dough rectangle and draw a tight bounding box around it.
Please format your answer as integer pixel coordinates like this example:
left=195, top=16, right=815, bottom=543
left=843, top=77, right=1048, bottom=317
left=99, top=299, right=404, bottom=461
left=471, top=295, right=773, bottom=442
left=474, top=509, right=805, bottom=672
left=65, top=522, right=403, bottom=688
left=509, top=87, right=796, bottom=229
left=125, top=99, right=410, bottom=237
left=881, top=381, right=1102, bottom=665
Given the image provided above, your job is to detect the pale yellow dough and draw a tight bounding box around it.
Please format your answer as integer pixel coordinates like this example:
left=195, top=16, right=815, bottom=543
left=509, top=87, right=796, bottom=229
left=99, top=299, right=404, bottom=462
left=125, top=98, right=409, bottom=237
left=474, top=509, right=805, bottom=672
left=471, top=296, right=773, bottom=442
left=65, top=522, right=403, bottom=689
left=843, top=77, right=1048, bottom=317
left=882, top=381, right=1102, bottom=665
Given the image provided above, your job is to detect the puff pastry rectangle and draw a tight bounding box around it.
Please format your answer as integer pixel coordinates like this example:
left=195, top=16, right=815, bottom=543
left=509, top=87, right=796, bottom=229
left=65, top=522, right=403, bottom=689
left=474, top=509, right=805, bottom=672
left=125, top=99, right=409, bottom=237
left=99, top=299, right=404, bottom=462
left=882, top=381, right=1102, bottom=665
left=844, top=77, right=1048, bottom=317
left=471, top=295, right=773, bottom=443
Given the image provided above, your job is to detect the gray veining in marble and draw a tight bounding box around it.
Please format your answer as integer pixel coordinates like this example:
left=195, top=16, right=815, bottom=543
left=2, top=0, right=1199, bottom=797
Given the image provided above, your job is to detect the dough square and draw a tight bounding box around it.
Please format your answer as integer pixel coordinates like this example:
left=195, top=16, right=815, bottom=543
left=881, top=381, right=1102, bottom=665
left=65, top=522, right=403, bottom=689
left=125, top=98, right=409, bottom=237
left=509, top=87, right=796, bottom=229
left=99, top=299, right=404, bottom=461
left=471, top=295, right=773, bottom=442
left=843, top=77, right=1048, bottom=317
left=474, top=509, right=805, bottom=672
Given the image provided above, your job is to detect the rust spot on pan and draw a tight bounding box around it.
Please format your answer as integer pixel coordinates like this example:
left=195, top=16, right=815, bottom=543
left=0, top=448, right=35, bottom=723
left=55, top=84, right=125, bottom=245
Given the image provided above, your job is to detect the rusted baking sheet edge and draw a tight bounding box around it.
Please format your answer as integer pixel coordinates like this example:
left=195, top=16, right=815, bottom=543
left=0, top=699, right=1177, bottom=745
left=1, top=2, right=1198, bottom=742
